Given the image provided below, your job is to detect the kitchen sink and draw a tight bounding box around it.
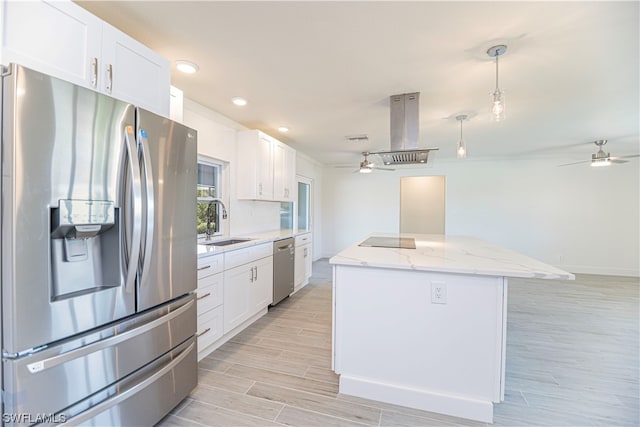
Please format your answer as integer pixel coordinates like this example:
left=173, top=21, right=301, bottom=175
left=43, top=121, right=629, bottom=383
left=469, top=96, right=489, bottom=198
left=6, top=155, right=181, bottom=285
left=203, top=238, right=252, bottom=247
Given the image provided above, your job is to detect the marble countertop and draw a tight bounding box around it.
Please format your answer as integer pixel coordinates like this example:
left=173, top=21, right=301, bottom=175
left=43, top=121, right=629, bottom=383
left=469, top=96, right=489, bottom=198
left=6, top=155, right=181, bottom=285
left=197, top=229, right=311, bottom=257
left=330, top=233, right=574, bottom=280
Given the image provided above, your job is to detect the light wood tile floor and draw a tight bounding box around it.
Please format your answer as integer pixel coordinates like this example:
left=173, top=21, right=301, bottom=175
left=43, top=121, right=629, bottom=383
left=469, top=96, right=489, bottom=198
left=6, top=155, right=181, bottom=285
left=158, top=260, right=639, bottom=427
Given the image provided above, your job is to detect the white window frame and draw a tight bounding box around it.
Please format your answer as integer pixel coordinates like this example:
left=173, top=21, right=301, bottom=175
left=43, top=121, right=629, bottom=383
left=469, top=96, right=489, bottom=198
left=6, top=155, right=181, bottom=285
left=197, top=156, right=224, bottom=239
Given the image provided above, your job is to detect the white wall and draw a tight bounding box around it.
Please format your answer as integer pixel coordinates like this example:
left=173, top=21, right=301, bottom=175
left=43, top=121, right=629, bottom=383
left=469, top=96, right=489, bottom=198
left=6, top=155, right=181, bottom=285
left=322, top=157, right=640, bottom=276
left=182, top=98, right=280, bottom=235
left=296, top=152, right=324, bottom=260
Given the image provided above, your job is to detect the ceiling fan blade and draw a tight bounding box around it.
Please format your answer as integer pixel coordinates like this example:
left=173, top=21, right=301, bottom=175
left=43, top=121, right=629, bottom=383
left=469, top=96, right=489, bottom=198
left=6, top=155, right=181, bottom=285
left=557, top=160, right=590, bottom=167
left=335, top=165, right=357, bottom=168
left=616, top=154, right=640, bottom=159
left=376, top=167, right=396, bottom=171
left=610, top=158, right=629, bottom=164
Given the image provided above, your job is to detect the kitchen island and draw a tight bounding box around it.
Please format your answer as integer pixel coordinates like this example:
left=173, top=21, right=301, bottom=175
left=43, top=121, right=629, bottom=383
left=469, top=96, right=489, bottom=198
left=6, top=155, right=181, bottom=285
left=330, top=234, right=573, bottom=423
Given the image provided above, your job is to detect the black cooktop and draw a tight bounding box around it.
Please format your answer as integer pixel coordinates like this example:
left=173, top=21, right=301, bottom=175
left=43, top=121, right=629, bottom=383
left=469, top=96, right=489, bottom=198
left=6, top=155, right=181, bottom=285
left=358, top=236, right=416, bottom=249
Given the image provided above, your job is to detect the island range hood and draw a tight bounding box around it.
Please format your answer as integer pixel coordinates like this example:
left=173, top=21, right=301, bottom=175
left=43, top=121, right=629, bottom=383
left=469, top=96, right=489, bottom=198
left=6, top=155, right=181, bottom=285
left=371, top=92, right=439, bottom=165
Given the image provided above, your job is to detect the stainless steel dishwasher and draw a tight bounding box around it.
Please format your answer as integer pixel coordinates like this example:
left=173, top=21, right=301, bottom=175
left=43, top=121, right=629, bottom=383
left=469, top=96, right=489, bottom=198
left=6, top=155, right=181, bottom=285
left=272, top=238, right=295, bottom=305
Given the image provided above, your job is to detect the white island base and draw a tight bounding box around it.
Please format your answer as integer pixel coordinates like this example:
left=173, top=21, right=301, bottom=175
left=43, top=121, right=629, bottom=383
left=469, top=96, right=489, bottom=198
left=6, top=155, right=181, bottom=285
left=331, top=235, right=573, bottom=423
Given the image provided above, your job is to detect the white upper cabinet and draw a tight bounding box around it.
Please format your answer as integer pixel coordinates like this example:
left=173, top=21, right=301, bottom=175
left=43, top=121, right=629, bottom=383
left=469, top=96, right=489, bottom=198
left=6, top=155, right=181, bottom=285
left=169, top=85, right=184, bottom=122
left=0, top=0, right=102, bottom=87
left=100, top=23, right=170, bottom=115
left=237, top=130, right=296, bottom=202
left=0, top=0, right=170, bottom=116
left=273, top=141, right=296, bottom=202
left=237, top=130, right=275, bottom=201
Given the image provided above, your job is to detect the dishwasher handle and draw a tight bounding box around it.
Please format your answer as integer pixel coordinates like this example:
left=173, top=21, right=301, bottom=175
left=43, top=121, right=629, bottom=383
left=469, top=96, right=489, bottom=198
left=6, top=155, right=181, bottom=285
left=274, top=239, right=294, bottom=252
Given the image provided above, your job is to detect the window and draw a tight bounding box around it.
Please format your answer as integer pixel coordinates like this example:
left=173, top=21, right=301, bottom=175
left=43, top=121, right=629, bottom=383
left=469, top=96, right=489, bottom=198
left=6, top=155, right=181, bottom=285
left=196, top=158, right=223, bottom=237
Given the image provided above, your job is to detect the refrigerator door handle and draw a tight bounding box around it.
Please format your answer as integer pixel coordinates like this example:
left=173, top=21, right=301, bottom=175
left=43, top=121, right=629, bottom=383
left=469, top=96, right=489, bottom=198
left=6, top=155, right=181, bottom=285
left=138, top=129, right=155, bottom=284
left=60, top=341, right=195, bottom=426
left=25, top=298, right=194, bottom=374
left=123, top=126, right=143, bottom=293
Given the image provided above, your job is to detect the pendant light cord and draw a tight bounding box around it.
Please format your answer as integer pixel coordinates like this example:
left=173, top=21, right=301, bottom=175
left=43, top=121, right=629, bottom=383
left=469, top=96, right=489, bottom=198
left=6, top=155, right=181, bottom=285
left=495, top=54, right=499, bottom=91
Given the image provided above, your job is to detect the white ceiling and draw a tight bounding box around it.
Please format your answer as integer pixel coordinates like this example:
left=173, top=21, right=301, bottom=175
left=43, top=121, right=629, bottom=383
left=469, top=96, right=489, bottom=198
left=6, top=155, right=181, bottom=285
left=76, top=1, right=639, bottom=166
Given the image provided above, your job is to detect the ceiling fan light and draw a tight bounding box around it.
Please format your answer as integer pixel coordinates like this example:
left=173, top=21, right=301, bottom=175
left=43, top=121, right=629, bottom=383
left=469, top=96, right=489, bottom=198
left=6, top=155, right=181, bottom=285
left=591, top=157, right=611, bottom=167
left=359, top=166, right=372, bottom=174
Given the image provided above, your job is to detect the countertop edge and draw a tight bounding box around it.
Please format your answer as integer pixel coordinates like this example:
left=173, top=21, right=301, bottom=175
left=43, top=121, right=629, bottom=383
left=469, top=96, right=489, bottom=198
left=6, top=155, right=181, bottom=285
left=329, top=255, right=575, bottom=280
left=197, top=229, right=311, bottom=257
left=329, top=234, right=575, bottom=281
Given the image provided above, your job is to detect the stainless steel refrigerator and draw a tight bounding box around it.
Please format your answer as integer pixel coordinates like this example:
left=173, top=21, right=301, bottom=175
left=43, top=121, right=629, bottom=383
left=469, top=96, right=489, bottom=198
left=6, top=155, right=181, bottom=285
left=1, top=64, right=197, bottom=426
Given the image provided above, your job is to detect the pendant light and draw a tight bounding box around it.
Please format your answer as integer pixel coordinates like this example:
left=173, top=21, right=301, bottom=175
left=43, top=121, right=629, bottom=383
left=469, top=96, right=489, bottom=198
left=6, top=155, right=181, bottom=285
left=487, top=45, right=507, bottom=122
left=456, top=115, right=467, bottom=159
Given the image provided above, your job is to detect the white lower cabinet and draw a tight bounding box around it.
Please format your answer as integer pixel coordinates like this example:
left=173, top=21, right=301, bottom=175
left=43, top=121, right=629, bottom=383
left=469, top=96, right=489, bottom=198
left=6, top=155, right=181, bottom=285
left=223, top=245, right=273, bottom=334
left=251, top=256, right=274, bottom=313
left=196, top=305, right=223, bottom=359
left=222, top=263, right=252, bottom=333
left=196, top=254, right=223, bottom=361
left=196, top=242, right=274, bottom=361
left=294, top=233, right=312, bottom=290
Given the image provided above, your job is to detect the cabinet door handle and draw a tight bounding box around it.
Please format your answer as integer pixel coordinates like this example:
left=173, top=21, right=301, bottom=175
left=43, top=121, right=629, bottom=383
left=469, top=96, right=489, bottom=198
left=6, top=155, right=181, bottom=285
left=106, top=64, right=113, bottom=94
left=250, top=267, right=254, bottom=282
left=91, top=57, right=98, bottom=88
left=197, top=265, right=211, bottom=271
left=254, top=266, right=258, bottom=281
left=197, top=292, right=211, bottom=301
left=304, top=248, right=307, bottom=257
left=259, top=183, right=263, bottom=195
left=197, top=328, right=211, bottom=338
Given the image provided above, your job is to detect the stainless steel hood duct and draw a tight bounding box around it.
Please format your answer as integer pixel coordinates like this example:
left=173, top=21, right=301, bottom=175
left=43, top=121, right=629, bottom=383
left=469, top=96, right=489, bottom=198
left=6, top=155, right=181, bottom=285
left=372, top=92, right=438, bottom=165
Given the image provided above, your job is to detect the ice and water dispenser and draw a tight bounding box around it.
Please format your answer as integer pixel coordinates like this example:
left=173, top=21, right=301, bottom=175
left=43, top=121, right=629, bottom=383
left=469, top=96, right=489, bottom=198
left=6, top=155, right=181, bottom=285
left=50, top=199, right=121, bottom=301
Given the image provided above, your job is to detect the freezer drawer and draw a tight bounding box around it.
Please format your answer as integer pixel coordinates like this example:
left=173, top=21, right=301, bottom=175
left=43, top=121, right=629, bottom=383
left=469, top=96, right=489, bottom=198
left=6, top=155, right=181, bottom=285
left=2, top=294, right=196, bottom=422
left=60, top=337, right=197, bottom=426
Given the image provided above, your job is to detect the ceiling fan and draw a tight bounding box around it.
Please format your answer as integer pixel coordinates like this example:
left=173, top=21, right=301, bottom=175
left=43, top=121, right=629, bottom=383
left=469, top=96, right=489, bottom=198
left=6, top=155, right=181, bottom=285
left=335, top=152, right=396, bottom=174
left=559, top=140, right=640, bottom=167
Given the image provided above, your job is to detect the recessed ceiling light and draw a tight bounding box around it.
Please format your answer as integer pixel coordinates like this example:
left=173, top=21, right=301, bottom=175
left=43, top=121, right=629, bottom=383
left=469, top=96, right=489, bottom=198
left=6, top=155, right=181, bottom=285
left=175, top=60, right=199, bottom=74
left=232, top=97, right=248, bottom=106
left=278, top=126, right=289, bottom=133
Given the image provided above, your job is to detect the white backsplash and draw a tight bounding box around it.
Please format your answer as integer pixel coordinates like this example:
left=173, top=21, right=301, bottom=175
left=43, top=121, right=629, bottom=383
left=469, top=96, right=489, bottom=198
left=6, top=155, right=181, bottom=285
left=230, top=199, right=281, bottom=235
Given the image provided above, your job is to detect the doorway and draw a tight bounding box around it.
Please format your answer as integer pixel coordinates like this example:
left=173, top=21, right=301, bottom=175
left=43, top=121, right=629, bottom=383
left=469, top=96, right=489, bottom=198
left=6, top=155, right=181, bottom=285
left=400, top=176, right=445, bottom=234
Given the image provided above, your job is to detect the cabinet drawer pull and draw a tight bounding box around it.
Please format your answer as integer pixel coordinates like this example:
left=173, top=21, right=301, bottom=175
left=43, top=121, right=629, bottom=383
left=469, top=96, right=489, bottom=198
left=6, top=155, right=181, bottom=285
left=197, top=292, right=211, bottom=301
left=197, top=328, right=211, bottom=338
left=197, top=265, right=211, bottom=271
left=91, top=57, right=98, bottom=88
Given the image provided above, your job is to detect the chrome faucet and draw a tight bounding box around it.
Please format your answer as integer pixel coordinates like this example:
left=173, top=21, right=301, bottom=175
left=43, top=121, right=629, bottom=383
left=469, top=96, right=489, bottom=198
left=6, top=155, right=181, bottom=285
left=212, top=199, right=228, bottom=220
left=205, top=199, right=228, bottom=241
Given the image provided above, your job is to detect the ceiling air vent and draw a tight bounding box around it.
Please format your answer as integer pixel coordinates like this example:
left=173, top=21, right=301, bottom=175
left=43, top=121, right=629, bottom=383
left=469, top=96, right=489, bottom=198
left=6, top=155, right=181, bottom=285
left=345, top=134, right=369, bottom=143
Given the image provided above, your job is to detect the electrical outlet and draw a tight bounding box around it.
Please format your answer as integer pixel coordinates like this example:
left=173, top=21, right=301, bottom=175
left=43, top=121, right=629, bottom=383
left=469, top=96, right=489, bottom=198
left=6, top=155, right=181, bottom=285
left=431, top=281, right=446, bottom=304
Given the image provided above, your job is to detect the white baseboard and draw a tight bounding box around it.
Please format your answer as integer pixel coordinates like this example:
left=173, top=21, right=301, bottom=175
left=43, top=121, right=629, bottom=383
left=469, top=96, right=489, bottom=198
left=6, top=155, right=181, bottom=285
left=197, top=308, right=268, bottom=361
left=339, top=375, right=494, bottom=423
